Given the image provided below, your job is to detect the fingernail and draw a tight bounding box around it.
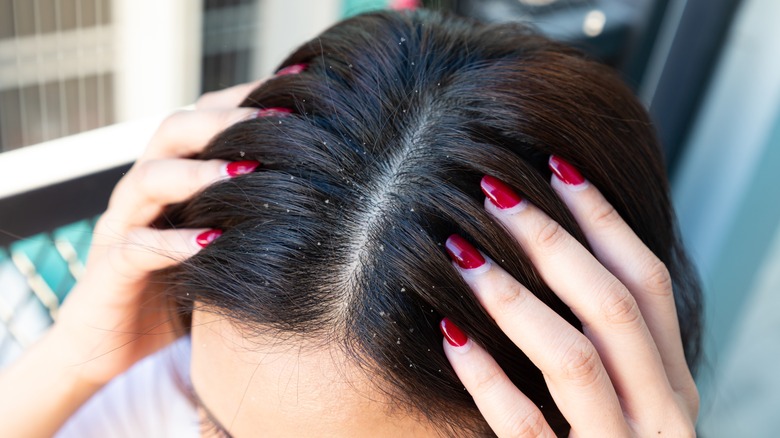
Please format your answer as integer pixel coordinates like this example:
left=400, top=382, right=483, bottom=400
left=195, top=229, right=222, bottom=247
left=225, top=160, right=261, bottom=177
left=549, top=155, right=586, bottom=186
left=255, top=107, right=292, bottom=118
left=445, top=234, right=486, bottom=270
left=390, top=0, right=421, bottom=10
left=276, top=63, right=306, bottom=76
left=481, top=175, right=524, bottom=210
left=440, top=318, right=469, bottom=347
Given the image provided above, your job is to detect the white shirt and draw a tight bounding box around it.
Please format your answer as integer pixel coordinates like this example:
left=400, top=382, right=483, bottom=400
left=56, top=337, right=200, bottom=438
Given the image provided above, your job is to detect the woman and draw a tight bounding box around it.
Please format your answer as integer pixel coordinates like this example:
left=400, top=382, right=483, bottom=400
left=0, top=10, right=700, bottom=437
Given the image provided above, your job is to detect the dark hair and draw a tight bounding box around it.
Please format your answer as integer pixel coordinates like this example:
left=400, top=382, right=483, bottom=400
left=156, top=9, right=702, bottom=437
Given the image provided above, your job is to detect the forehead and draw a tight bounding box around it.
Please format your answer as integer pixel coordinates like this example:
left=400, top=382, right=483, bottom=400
left=190, top=309, right=347, bottom=431
left=189, top=307, right=438, bottom=437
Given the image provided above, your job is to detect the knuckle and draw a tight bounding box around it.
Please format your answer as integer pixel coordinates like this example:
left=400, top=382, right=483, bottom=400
left=195, top=91, right=217, bottom=109
left=557, top=336, right=601, bottom=385
left=158, top=110, right=189, bottom=137
left=494, top=278, right=531, bottom=311
left=470, top=365, right=506, bottom=399
left=106, top=179, right=128, bottom=209
left=689, top=394, right=701, bottom=421
left=680, top=423, right=697, bottom=438
left=640, top=257, right=674, bottom=297
left=598, top=279, right=642, bottom=327
left=107, top=240, right=141, bottom=279
left=504, top=407, right=548, bottom=438
left=129, top=161, right=157, bottom=198
left=187, top=161, right=218, bottom=195
left=94, top=214, right=110, bottom=233
left=661, top=413, right=697, bottom=438
left=680, top=381, right=700, bottom=418
left=535, top=219, right=568, bottom=253
left=93, top=214, right=123, bottom=243
left=222, top=108, right=253, bottom=127
left=589, top=202, right=622, bottom=229
left=190, top=161, right=209, bottom=188
left=130, top=161, right=151, bottom=185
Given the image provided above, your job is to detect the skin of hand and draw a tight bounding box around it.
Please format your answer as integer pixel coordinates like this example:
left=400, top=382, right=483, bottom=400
left=440, top=160, right=699, bottom=437
left=0, top=78, right=270, bottom=438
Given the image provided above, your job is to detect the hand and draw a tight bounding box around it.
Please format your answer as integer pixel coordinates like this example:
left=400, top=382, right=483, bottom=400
left=440, top=157, right=699, bottom=437
left=53, top=79, right=268, bottom=387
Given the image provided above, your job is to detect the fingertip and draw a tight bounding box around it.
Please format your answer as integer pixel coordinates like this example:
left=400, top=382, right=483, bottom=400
left=113, top=228, right=213, bottom=276
left=194, top=229, right=222, bottom=248
left=275, top=63, right=307, bottom=76
left=220, top=160, right=261, bottom=179
left=483, top=194, right=529, bottom=219
left=549, top=155, right=590, bottom=192
left=440, top=318, right=474, bottom=354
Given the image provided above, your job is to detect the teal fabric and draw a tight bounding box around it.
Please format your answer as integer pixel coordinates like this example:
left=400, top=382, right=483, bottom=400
left=10, top=233, right=74, bottom=305
left=0, top=218, right=96, bottom=361
left=342, top=0, right=389, bottom=18
left=4, top=217, right=95, bottom=308
left=52, top=218, right=95, bottom=267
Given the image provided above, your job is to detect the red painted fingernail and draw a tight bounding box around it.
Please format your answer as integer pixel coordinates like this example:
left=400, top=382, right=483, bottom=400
left=549, top=155, right=585, bottom=186
left=481, top=175, right=523, bottom=209
left=390, top=0, right=421, bottom=10
left=256, top=107, right=292, bottom=118
left=445, top=234, right=485, bottom=269
left=225, top=160, right=260, bottom=177
left=440, top=318, right=469, bottom=347
left=276, top=63, right=306, bottom=76
left=196, top=229, right=222, bottom=247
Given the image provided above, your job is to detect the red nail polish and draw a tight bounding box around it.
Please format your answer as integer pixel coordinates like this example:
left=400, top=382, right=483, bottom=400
left=549, top=155, right=585, bottom=186
left=445, top=235, right=486, bottom=269
left=196, top=229, right=222, bottom=247
left=440, top=318, right=469, bottom=347
left=226, top=160, right=260, bottom=177
left=481, top=175, right=523, bottom=209
left=390, top=0, right=421, bottom=10
left=276, top=63, right=306, bottom=76
left=256, top=107, right=292, bottom=118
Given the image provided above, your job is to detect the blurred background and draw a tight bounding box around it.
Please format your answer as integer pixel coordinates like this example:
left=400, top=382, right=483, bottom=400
left=0, top=0, right=777, bottom=435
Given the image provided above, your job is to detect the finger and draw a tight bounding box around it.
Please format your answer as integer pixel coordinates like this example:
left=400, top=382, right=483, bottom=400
left=547, top=156, right=696, bottom=400
left=440, top=318, right=555, bottom=437
left=106, top=158, right=259, bottom=229
left=194, top=63, right=306, bottom=110
left=440, top=319, right=556, bottom=438
left=195, top=78, right=267, bottom=110
left=141, top=108, right=265, bottom=160
left=102, top=228, right=221, bottom=283
left=479, top=176, right=676, bottom=423
left=444, top=237, right=628, bottom=435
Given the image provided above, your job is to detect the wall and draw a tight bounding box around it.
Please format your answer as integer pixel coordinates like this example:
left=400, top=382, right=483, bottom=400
left=671, top=0, right=780, bottom=433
